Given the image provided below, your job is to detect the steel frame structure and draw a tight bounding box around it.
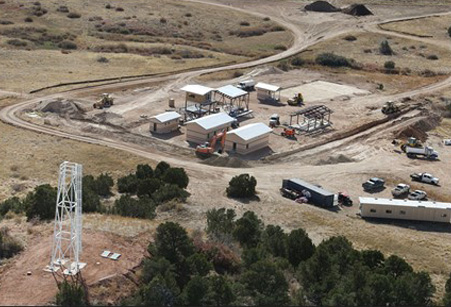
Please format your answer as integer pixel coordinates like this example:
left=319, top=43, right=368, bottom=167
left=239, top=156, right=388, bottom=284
left=45, top=161, right=85, bottom=275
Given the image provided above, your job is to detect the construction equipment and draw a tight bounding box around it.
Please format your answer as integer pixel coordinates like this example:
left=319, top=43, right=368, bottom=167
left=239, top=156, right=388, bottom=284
left=269, top=114, right=280, bottom=128
left=93, top=93, right=114, bottom=109
left=338, top=192, right=353, bottom=206
left=281, top=128, right=296, bottom=138
left=406, top=146, right=439, bottom=160
left=195, top=129, right=227, bottom=158
left=381, top=100, right=400, bottom=115
left=287, top=93, right=304, bottom=106
left=400, top=137, right=422, bottom=152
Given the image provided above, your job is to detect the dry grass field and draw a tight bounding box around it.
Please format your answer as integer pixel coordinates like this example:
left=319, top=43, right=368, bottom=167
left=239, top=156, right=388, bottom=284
left=0, top=0, right=291, bottom=92
left=380, top=15, right=451, bottom=40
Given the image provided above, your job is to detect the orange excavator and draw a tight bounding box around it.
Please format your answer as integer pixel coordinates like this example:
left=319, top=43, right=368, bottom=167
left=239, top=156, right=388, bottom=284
left=281, top=128, right=296, bottom=138
left=195, top=129, right=227, bottom=158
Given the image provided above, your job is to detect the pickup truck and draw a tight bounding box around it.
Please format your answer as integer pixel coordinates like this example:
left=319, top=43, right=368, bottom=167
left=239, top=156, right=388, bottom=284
left=408, top=190, right=427, bottom=201
left=362, top=177, right=385, bottom=192
left=410, top=173, right=439, bottom=185
left=392, top=183, right=410, bottom=197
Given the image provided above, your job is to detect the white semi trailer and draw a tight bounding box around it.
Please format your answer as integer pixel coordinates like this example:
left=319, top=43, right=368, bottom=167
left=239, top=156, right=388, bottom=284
left=405, top=146, right=438, bottom=160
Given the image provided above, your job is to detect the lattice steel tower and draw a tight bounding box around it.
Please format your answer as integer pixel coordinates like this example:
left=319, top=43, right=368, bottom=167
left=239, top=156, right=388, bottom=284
left=45, top=161, right=86, bottom=275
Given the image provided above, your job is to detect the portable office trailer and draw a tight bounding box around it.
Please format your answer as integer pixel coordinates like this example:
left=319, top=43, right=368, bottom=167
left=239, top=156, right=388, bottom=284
left=225, top=123, right=272, bottom=155
left=282, top=178, right=335, bottom=208
left=359, top=197, right=451, bottom=223
left=185, top=112, right=235, bottom=144
left=149, top=111, right=181, bottom=134
left=255, top=82, right=281, bottom=102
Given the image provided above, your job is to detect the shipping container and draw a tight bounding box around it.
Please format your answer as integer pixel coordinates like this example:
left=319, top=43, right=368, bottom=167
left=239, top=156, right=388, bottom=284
left=282, top=178, right=335, bottom=208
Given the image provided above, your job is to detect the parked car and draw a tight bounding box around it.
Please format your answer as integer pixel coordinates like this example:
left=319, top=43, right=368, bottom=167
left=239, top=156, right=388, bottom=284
left=392, top=183, right=410, bottom=197
left=444, top=139, right=451, bottom=146
left=362, top=177, right=385, bottom=192
left=408, top=190, right=427, bottom=201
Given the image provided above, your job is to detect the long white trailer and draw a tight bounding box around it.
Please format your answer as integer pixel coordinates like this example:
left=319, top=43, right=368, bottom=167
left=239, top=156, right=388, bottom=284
left=359, top=197, right=451, bottom=223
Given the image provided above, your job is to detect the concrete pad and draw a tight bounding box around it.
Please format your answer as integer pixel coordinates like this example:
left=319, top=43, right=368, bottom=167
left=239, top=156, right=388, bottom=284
left=281, top=81, right=370, bottom=103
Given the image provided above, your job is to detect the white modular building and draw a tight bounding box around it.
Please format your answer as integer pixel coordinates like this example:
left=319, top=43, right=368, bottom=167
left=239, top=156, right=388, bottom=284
left=359, top=197, right=451, bottom=223
left=255, top=82, right=281, bottom=102
left=225, top=123, right=272, bottom=154
left=149, top=111, right=181, bottom=134
left=185, top=112, right=235, bottom=144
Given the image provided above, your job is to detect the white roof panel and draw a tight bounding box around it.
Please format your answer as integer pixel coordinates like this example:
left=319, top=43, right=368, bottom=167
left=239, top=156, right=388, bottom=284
left=181, top=84, right=214, bottom=96
left=255, top=82, right=281, bottom=92
left=216, top=85, right=248, bottom=99
left=227, top=123, right=272, bottom=141
left=359, top=197, right=451, bottom=210
left=187, top=112, right=235, bottom=130
left=151, top=111, right=181, bottom=123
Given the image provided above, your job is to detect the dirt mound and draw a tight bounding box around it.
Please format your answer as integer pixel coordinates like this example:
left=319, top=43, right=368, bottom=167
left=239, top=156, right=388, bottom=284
left=393, top=114, right=440, bottom=142
left=342, top=4, right=373, bottom=16
left=201, top=156, right=250, bottom=168
left=305, top=1, right=340, bottom=12
left=36, top=98, right=84, bottom=119
left=92, top=112, right=124, bottom=126
left=315, top=154, right=355, bottom=165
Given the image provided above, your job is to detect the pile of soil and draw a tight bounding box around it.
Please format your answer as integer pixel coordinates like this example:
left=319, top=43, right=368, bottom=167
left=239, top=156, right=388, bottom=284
left=36, top=98, right=84, bottom=119
left=342, top=4, right=373, bottom=16
left=92, top=111, right=123, bottom=124
left=201, top=156, right=250, bottom=168
left=315, top=154, right=355, bottom=165
left=393, top=114, right=440, bottom=141
left=304, top=1, right=340, bottom=12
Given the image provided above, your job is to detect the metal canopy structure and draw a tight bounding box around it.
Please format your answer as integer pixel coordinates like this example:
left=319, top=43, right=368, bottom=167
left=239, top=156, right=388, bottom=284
left=45, top=161, right=86, bottom=275
left=215, top=85, right=250, bottom=118
left=289, top=105, right=332, bottom=133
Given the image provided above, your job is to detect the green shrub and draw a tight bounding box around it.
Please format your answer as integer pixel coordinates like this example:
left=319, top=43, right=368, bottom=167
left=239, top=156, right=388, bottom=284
left=343, top=35, right=357, bottom=41
left=58, top=40, right=77, bottom=50
left=67, top=12, right=81, bottom=19
left=233, top=211, right=262, bottom=248
left=162, top=168, right=189, bottom=189
left=291, top=56, right=304, bottom=67
left=384, top=60, right=395, bottom=70
left=274, top=44, right=287, bottom=51
left=136, top=164, right=154, bottom=180
left=114, top=195, right=156, bottom=219
left=0, top=227, right=23, bottom=259
left=7, top=39, right=27, bottom=47
left=0, top=20, right=14, bottom=25
left=24, top=17, right=33, bottom=23
left=380, top=40, right=393, bottom=55
left=117, top=174, right=138, bottom=194
left=55, top=280, right=88, bottom=306
left=448, top=26, right=451, bottom=37
left=315, top=53, right=351, bottom=67
left=427, top=54, right=438, bottom=60
left=240, top=21, right=250, bottom=26
left=226, top=174, right=257, bottom=198
left=0, top=197, right=24, bottom=216
left=97, top=56, right=109, bottom=63
left=25, top=184, right=57, bottom=221
left=277, top=60, right=290, bottom=71
left=137, top=178, right=161, bottom=198
left=153, top=184, right=190, bottom=205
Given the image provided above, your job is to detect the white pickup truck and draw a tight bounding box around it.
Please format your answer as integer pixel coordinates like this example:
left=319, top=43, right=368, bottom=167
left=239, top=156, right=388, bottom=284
left=410, top=173, right=439, bottom=185
left=391, top=183, right=410, bottom=197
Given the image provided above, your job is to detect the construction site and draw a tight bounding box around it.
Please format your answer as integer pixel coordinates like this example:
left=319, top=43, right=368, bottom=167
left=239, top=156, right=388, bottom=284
left=1, top=0, right=451, bottom=304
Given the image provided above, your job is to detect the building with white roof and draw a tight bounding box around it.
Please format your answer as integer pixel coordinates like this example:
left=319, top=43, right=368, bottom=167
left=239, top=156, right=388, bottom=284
left=185, top=112, right=235, bottom=144
left=181, top=84, right=216, bottom=121
left=215, top=85, right=251, bottom=118
left=225, top=123, right=272, bottom=155
left=359, top=197, right=451, bottom=223
left=255, top=82, right=281, bottom=102
left=149, top=111, right=181, bottom=134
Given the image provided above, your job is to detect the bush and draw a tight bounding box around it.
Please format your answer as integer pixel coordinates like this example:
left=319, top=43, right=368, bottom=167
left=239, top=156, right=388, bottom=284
left=67, top=12, right=81, bottom=19
left=233, top=211, right=262, bottom=248
left=25, top=184, right=57, bottom=221
left=206, top=208, right=236, bottom=240
left=240, top=21, right=250, bottom=26
left=94, top=173, right=114, bottom=197
left=0, top=20, right=14, bottom=25
left=24, top=17, right=33, bottom=23
left=343, top=35, right=357, bottom=41
left=115, top=7, right=124, bottom=12
left=226, top=174, right=257, bottom=198
left=137, top=178, right=161, bottom=198
left=162, top=168, right=189, bottom=189
left=0, top=197, right=24, bottom=216
left=185, top=13, right=192, bottom=17
left=448, top=26, right=451, bottom=37
left=271, top=25, right=285, bottom=32
left=136, top=164, right=154, bottom=180
left=7, top=39, right=27, bottom=47
left=274, top=44, right=287, bottom=51
left=427, top=54, right=438, bottom=60
left=263, top=17, right=271, bottom=21
left=232, top=70, right=243, bottom=78
left=97, top=56, right=109, bottom=63
left=55, top=280, right=88, bottom=306
left=384, top=60, right=395, bottom=70
left=0, top=227, right=23, bottom=259
left=291, top=56, right=304, bottom=67
left=58, top=40, right=77, bottom=50
left=380, top=40, right=393, bottom=55
left=277, top=60, right=290, bottom=71
left=315, top=53, right=351, bottom=68
left=153, top=184, right=190, bottom=205
left=117, top=174, right=139, bottom=194
left=160, top=17, right=167, bottom=24
left=114, top=195, right=156, bottom=219
left=155, top=161, right=171, bottom=178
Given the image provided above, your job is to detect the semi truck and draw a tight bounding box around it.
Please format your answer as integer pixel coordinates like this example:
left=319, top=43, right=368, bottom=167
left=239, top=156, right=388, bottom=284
left=405, top=146, right=438, bottom=160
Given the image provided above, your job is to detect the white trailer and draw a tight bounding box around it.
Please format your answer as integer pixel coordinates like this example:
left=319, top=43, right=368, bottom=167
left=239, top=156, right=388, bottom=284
left=406, top=146, right=438, bottom=159
left=359, top=197, right=451, bottom=223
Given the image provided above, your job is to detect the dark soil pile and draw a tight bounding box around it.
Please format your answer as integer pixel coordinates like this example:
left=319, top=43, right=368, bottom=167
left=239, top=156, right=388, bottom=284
left=201, top=156, right=250, bottom=168
left=304, top=1, right=340, bottom=12
left=342, top=4, right=373, bottom=16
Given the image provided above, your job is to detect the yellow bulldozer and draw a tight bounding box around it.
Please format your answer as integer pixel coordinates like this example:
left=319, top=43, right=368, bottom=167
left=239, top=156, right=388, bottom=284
left=400, top=137, right=422, bottom=152
left=287, top=93, right=303, bottom=106
left=93, top=93, right=114, bottom=109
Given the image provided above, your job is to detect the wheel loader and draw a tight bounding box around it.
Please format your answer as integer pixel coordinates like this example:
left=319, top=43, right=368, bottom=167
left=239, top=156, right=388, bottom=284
left=93, top=93, right=114, bottom=109
left=381, top=100, right=400, bottom=115
left=287, top=93, right=303, bottom=106
left=400, top=137, right=422, bottom=152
